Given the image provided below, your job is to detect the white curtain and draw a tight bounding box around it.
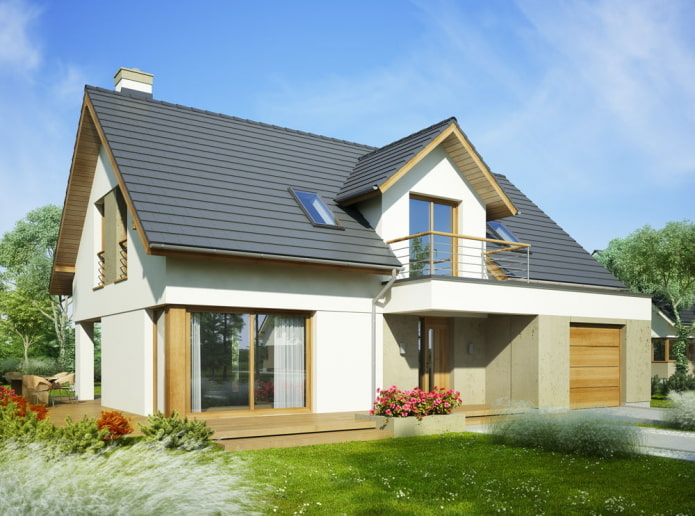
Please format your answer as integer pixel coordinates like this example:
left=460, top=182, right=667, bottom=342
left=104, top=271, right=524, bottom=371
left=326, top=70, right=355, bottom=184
left=272, top=316, right=305, bottom=409
left=190, top=313, right=202, bottom=412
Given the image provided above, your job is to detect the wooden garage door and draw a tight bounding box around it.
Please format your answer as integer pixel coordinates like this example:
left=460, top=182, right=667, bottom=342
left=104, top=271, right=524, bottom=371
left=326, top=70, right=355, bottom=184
left=570, top=326, right=620, bottom=409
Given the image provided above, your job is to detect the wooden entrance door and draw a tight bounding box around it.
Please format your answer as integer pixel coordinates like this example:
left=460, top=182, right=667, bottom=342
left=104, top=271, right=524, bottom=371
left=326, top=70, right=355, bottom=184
left=570, top=325, right=621, bottom=409
left=420, top=317, right=452, bottom=391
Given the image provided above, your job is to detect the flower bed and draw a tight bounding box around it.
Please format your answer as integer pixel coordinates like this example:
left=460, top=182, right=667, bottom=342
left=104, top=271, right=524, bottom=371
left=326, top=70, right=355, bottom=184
left=370, top=386, right=462, bottom=420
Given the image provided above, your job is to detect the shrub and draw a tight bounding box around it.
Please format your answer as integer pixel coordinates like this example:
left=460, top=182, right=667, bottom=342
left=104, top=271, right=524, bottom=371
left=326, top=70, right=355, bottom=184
left=97, top=410, right=134, bottom=440
left=53, top=416, right=109, bottom=455
left=492, top=410, right=641, bottom=458
left=665, top=372, right=695, bottom=394
left=370, top=386, right=462, bottom=420
left=0, top=386, right=48, bottom=420
left=651, top=375, right=665, bottom=396
left=140, top=411, right=215, bottom=451
left=20, top=358, right=61, bottom=377
left=665, top=391, right=695, bottom=431
left=0, top=402, right=56, bottom=442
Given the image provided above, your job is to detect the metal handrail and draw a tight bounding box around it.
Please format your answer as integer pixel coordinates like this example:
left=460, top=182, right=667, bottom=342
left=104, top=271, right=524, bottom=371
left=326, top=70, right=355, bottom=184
left=386, top=231, right=530, bottom=282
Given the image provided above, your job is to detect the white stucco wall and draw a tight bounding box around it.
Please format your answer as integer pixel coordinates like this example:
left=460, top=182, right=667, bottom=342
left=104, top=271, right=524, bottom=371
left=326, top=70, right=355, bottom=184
left=386, top=278, right=651, bottom=321
left=100, top=310, right=154, bottom=416
left=72, top=147, right=166, bottom=323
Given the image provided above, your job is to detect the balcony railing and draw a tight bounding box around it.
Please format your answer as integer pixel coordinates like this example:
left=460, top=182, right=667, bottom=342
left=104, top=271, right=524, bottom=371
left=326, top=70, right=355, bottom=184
left=118, top=238, right=128, bottom=281
left=386, top=231, right=531, bottom=282
left=96, top=250, right=105, bottom=288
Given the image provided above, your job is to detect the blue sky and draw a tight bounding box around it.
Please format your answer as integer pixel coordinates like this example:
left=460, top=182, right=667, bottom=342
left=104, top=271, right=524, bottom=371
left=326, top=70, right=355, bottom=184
left=1, top=0, right=693, bottom=252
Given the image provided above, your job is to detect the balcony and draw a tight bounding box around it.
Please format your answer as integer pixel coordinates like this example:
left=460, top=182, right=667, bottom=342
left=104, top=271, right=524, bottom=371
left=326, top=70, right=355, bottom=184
left=386, top=231, right=531, bottom=282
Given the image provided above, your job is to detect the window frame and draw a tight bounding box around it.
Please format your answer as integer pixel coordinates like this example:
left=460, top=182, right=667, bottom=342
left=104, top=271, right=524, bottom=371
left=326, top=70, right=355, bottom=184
left=290, top=188, right=343, bottom=229
left=187, top=307, right=313, bottom=414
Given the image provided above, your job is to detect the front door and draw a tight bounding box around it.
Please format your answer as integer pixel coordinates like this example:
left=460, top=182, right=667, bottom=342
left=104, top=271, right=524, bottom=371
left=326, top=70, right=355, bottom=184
left=420, top=317, right=452, bottom=390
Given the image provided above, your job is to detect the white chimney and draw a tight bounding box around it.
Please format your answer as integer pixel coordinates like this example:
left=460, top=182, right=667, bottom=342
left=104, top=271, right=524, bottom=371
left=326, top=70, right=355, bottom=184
left=114, top=67, right=154, bottom=96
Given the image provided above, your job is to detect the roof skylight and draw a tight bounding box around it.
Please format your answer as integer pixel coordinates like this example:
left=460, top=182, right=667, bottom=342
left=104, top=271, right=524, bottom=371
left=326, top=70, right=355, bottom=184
left=488, top=221, right=519, bottom=243
left=291, top=189, right=339, bottom=227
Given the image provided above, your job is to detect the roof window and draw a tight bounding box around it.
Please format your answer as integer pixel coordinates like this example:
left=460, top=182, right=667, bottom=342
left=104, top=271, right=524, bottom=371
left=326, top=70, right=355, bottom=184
left=291, top=189, right=340, bottom=227
left=487, top=221, right=519, bottom=243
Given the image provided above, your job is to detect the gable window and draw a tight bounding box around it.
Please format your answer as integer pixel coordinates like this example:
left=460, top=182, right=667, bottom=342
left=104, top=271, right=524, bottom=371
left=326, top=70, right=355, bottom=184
left=190, top=311, right=307, bottom=412
left=291, top=188, right=339, bottom=226
left=409, top=195, right=458, bottom=276
left=95, top=187, right=128, bottom=288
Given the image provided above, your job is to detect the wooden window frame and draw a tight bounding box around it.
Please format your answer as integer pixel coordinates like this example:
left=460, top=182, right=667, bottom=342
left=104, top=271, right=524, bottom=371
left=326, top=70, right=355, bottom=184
left=652, top=338, right=695, bottom=363
left=181, top=307, right=313, bottom=417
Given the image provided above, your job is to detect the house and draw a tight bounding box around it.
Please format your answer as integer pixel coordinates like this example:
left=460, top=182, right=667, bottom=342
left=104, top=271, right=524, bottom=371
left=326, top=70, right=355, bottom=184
left=50, top=68, right=652, bottom=418
left=651, top=301, right=695, bottom=378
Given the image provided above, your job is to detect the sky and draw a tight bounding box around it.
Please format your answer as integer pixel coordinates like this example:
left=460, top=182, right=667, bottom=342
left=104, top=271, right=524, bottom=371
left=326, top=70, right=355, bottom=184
left=0, top=0, right=693, bottom=253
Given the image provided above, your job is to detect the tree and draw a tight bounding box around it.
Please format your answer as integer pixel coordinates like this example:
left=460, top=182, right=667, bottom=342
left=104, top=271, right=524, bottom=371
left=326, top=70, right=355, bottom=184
left=0, top=287, right=53, bottom=364
left=0, top=205, right=73, bottom=368
left=596, top=220, right=695, bottom=374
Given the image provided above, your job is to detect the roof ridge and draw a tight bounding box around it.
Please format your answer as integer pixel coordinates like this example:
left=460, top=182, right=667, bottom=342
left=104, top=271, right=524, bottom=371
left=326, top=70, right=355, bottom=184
left=85, top=85, right=376, bottom=151
left=356, top=117, right=457, bottom=162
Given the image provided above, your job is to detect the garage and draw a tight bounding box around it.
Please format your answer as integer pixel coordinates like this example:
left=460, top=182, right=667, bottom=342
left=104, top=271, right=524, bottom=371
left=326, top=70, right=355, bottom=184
left=569, top=325, right=621, bottom=409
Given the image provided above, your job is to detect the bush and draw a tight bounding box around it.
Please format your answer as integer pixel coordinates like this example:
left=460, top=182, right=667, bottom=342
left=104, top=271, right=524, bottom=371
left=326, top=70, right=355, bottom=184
left=97, top=410, right=134, bottom=440
left=664, top=372, right=695, bottom=394
left=651, top=375, right=665, bottom=396
left=53, top=416, right=110, bottom=455
left=492, top=410, right=641, bottom=458
left=140, top=411, right=215, bottom=451
left=665, top=391, right=695, bottom=431
left=19, top=357, right=62, bottom=377
left=370, top=386, right=462, bottom=420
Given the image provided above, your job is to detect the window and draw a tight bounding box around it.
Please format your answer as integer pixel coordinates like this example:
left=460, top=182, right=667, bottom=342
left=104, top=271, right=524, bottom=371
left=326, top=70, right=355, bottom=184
left=190, top=311, right=307, bottom=412
left=409, top=195, right=458, bottom=276
left=291, top=189, right=339, bottom=226
left=95, top=187, right=128, bottom=287
left=652, top=338, right=695, bottom=362
left=487, top=221, right=519, bottom=243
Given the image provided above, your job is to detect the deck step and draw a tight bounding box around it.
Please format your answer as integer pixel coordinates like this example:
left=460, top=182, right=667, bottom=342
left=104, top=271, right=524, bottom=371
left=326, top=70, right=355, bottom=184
left=217, top=428, right=393, bottom=451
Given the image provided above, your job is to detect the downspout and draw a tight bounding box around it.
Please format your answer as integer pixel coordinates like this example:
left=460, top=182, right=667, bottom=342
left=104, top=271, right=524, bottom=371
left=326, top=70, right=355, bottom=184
left=371, top=268, right=400, bottom=403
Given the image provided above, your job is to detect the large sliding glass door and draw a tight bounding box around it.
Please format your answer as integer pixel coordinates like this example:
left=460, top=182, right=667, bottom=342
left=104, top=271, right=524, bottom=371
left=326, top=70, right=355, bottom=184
left=190, top=311, right=306, bottom=413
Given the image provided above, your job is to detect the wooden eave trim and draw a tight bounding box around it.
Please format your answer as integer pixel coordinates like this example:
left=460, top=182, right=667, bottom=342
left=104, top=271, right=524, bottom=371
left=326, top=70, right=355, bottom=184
left=149, top=244, right=398, bottom=275
left=83, top=94, right=152, bottom=255
left=378, top=123, right=517, bottom=220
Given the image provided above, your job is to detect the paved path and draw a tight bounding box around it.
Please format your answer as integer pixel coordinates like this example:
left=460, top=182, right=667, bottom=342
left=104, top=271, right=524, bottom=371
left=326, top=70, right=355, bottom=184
left=466, top=406, right=695, bottom=462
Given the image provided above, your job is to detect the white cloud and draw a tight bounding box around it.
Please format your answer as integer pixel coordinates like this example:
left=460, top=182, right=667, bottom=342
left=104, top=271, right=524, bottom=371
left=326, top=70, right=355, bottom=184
left=0, top=0, right=41, bottom=74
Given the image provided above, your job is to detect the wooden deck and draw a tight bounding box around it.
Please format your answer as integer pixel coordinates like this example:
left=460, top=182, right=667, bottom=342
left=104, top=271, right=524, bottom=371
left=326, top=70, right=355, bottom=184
left=45, top=399, right=508, bottom=451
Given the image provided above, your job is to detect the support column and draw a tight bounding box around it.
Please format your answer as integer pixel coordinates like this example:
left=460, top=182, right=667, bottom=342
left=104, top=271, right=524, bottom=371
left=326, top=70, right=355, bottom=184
left=75, top=321, right=95, bottom=401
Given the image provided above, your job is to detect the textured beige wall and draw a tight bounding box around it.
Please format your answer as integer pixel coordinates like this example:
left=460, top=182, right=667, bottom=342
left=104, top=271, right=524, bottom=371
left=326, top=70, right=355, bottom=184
left=452, top=318, right=488, bottom=404
left=485, top=315, right=537, bottom=407
left=537, top=316, right=571, bottom=408
left=383, top=315, right=420, bottom=389
left=622, top=319, right=652, bottom=404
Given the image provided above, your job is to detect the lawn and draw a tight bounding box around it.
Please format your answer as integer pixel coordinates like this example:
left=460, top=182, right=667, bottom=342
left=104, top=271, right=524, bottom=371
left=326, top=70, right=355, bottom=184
left=244, top=432, right=695, bottom=515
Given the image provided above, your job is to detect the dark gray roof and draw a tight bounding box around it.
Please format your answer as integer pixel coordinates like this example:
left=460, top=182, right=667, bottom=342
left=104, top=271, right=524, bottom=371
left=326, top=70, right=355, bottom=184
left=655, top=298, right=695, bottom=326
left=337, top=118, right=456, bottom=203
left=86, top=86, right=401, bottom=270
left=493, top=174, right=625, bottom=288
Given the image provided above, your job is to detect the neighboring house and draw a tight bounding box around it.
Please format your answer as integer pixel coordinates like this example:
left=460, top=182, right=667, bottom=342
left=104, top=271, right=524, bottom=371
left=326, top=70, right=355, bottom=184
left=50, top=68, right=652, bottom=418
left=651, top=301, right=695, bottom=378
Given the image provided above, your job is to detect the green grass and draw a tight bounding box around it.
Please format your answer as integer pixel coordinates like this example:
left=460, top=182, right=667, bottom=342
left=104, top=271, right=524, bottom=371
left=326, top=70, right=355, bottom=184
left=244, top=432, right=695, bottom=515
left=651, top=394, right=675, bottom=408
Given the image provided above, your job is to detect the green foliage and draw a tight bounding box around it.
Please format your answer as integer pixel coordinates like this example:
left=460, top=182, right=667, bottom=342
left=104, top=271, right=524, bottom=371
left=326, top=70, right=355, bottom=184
left=663, top=372, right=695, bottom=395
left=651, top=374, right=664, bottom=396
left=139, top=411, right=215, bottom=451
left=52, top=416, right=109, bottom=455
left=597, top=220, right=695, bottom=374
left=0, top=205, right=73, bottom=370
left=666, top=391, right=695, bottom=430
left=491, top=411, right=641, bottom=458
left=0, top=402, right=56, bottom=442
